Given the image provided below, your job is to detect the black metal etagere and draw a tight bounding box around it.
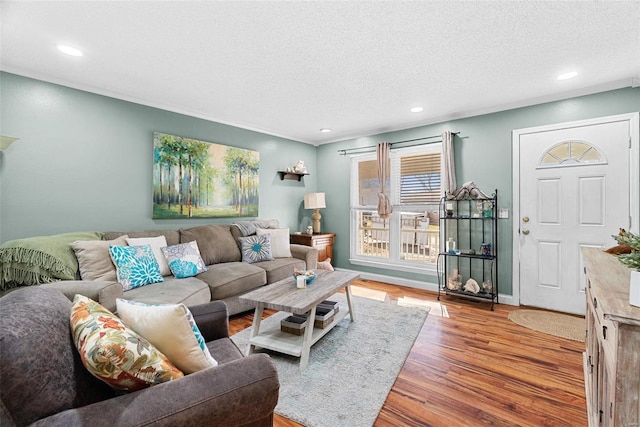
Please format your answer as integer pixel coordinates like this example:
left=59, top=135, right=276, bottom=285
left=437, top=190, right=498, bottom=310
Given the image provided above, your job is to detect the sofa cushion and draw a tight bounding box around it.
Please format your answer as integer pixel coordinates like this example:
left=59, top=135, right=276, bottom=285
left=0, top=287, right=113, bottom=427
left=196, top=262, right=266, bottom=300
left=70, top=235, right=128, bottom=281
left=256, top=228, right=292, bottom=258
left=109, top=244, right=164, bottom=290
left=120, top=277, right=211, bottom=307
left=238, top=234, right=273, bottom=263
left=253, top=258, right=306, bottom=284
left=180, top=225, right=241, bottom=264
left=126, top=235, right=171, bottom=276
left=161, top=241, right=208, bottom=278
left=103, top=230, right=181, bottom=246
left=70, top=295, right=184, bottom=392
left=116, top=299, right=218, bottom=374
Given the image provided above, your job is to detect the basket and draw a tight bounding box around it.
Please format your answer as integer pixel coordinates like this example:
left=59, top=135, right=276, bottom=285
left=280, top=315, right=308, bottom=335
left=313, top=306, right=335, bottom=329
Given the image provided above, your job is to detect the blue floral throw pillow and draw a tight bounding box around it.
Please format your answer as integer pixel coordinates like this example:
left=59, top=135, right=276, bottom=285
left=108, top=244, right=164, bottom=291
left=161, top=241, right=207, bottom=279
left=238, top=234, right=273, bottom=263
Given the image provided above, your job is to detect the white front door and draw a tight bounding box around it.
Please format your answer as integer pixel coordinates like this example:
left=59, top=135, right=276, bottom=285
left=514, top=113, right=638, bottom=315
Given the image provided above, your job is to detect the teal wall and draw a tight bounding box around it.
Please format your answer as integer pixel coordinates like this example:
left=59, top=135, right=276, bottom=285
left=0, top=72, right=318, bottom=242
left=317, top=87, right=640, bottom=296
left=1, top=71, right=638, bottom=297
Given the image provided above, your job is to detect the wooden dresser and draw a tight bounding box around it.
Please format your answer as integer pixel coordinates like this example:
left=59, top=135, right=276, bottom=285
left=290, top=233, right=335, bottom=264
left=582, top=247, right=640, bottom=427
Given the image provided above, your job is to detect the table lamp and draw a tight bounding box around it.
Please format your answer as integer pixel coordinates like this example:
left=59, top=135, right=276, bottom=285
left=304, top=193, right=326, bottom=233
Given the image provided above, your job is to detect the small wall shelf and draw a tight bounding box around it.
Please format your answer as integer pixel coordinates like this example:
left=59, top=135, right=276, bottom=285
left=278, top=171, right=309, bottom=181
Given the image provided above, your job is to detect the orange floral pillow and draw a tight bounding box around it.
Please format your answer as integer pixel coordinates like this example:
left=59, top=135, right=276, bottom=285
left=70, top=294, right=183, bottom=391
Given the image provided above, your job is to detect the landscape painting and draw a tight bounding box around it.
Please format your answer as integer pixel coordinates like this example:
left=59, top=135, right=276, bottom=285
left=153, top=132, right=259, bottom=219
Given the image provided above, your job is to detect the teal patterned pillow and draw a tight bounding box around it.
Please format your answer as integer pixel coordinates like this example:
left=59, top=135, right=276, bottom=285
left=238, top=234, right=273, bottom=263
left=108, top=244, right=164, bottom=291
left=161, top=241, right=207, bottom=279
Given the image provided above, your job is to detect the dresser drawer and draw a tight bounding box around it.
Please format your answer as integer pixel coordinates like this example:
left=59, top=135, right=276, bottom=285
left=587, top=287, right=618, bottom=377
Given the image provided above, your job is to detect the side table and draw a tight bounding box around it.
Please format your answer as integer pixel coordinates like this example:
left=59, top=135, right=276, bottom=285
left=290, top=232, right=335, bottom=264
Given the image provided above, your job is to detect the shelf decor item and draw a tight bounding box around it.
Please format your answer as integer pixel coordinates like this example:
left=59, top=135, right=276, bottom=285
left=293, top=269, right=316, bottom=285
left=612, top=229, right=640, bottom=307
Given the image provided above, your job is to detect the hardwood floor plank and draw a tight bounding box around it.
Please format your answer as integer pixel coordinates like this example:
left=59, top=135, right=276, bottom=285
left=228, top=279, right=587, bottom=427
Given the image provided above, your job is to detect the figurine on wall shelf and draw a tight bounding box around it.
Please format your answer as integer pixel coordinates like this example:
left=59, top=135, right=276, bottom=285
left=286, top=160, right=307, bottom=174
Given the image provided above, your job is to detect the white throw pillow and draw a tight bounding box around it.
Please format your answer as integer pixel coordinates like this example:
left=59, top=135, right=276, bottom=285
left=70, top=235, right=129, bottom=281
left=126, top=236, right=171, bottom=276
left=256, top=228, right=291, bottom=258
left=115, top=299, right=218, bottom=374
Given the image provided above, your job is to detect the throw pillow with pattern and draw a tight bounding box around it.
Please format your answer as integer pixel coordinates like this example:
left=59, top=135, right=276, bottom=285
left=70, top=294, right=183, bottom=392
left=109, top=244, right=164, bottom=290
left=238, top=234, right=273, bottom=263
left=161, top=241, right=207, bottom=278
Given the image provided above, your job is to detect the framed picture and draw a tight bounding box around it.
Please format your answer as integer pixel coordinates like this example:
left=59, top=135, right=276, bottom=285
left=153, top=132, right=259, bottom=219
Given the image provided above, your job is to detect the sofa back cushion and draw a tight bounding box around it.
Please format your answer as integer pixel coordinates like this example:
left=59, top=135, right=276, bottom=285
left=102, top=230, right=180, bottom=246
left=0, top=287, right=113, bottom=426
left=180, top=225, right=241, bottom=264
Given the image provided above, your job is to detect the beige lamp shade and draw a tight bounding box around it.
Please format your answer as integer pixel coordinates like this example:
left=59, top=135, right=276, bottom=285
left=304, top=193, right=326, bottom=233
left=304, top=193, right=326, bottom=209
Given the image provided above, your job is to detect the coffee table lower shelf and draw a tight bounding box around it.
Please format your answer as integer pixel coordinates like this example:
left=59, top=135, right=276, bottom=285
left=248, top=305, right=350, bottom=357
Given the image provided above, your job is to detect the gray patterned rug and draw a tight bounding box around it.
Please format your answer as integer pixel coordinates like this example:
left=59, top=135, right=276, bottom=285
left=231, top=293, right=430, bottom=427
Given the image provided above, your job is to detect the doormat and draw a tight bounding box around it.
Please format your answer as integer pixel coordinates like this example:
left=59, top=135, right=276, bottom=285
left=508, top=309, right=585, bottom=342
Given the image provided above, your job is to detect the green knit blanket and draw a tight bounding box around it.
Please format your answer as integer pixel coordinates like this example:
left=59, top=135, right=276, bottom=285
left=0, top=231, right=102, bottom=290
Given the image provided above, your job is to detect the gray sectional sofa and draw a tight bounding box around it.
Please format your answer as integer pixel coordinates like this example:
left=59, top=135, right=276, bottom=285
left=1, top=286, right=280, bottom=426
left=2, top=222, right=318, bottom=315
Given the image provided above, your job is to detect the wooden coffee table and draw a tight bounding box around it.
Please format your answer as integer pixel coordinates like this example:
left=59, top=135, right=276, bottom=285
left=239, top=270, right=359, bottom=370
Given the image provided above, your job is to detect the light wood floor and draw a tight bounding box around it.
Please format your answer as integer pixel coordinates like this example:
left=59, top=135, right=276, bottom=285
left=229, top=279, right=587, bottom=427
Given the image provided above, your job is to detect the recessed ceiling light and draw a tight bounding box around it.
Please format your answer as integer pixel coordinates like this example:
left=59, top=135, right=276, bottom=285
left=557, top=71, right=577, bottom=80
left=57, top=45, right=83, bottom=57
left=410, top=107, right=424, bottom=113
left=320, top=128, right=332, bottom=133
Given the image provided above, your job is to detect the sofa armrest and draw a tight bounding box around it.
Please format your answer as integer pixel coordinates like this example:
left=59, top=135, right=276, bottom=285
left=290, top=244, right=318, bottom=270
left=30, top=354, right=280, bottom=427
left=189, top=300, right=230, bottom=341
left=40, top=280, right=122, bottom=312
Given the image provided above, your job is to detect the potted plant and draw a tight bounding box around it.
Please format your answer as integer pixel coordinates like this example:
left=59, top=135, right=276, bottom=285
left=613, top=229, right=640, bottom=307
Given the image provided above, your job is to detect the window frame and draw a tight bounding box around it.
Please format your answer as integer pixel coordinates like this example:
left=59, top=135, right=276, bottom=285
left=349, top=143, right=442, bottom=274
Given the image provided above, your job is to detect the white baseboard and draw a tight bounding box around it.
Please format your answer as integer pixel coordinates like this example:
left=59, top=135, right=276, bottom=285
left=335, top=267, right=517, bottom=306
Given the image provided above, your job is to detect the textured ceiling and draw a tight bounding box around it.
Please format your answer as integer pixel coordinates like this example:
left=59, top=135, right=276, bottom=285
left=1, top=1, right=639, bottom=145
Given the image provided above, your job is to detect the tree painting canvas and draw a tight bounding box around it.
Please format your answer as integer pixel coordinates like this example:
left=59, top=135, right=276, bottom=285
left=153, top=132, right=259, bottom=219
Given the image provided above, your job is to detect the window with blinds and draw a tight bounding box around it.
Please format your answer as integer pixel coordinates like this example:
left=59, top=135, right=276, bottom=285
left=399, top=152, right=441, bottom=205
left=350, top=142, right=442, bottom=272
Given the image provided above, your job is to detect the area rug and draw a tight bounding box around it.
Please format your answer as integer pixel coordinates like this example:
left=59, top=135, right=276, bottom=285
left=508, top=309, right=585, bottom=342
left=231, top=293, right=429, bottom=427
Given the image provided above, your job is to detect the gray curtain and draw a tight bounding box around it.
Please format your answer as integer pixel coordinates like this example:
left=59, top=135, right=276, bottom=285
left=442, top=130, right=457, bottom=199
left=376, top=142, right=392, bottom=219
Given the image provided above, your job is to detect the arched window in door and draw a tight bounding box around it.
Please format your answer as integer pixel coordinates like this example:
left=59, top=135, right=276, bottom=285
left=538, top=140, right=606, bottom=168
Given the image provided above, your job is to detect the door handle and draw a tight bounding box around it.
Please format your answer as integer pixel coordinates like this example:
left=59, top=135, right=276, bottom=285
left=522, top=229, right=530, bottom=235
left=522, top=217, right=529, bottom=223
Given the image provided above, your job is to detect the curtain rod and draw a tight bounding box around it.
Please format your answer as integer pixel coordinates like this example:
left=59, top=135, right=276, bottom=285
left=337, top=132, right=460, bottom=156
